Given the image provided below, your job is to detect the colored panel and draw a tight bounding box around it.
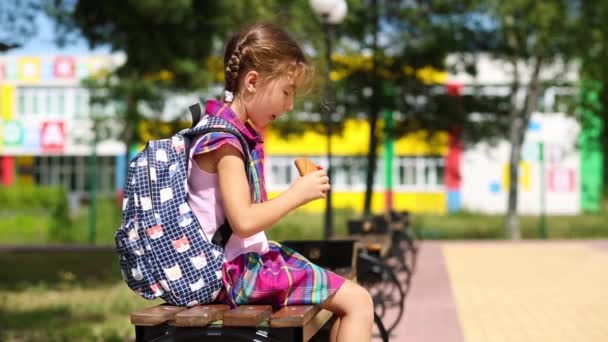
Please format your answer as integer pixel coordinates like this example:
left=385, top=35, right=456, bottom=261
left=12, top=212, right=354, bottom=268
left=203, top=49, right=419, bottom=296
left=445, top=129, right=462, bottom=189
left=2, top=121, right=23, bottom=146
left=578, top=79, right=603, bottom=212
left=116, top=154, right=126, bottom=189
left=501, top=161, right=531, bottom=192
left=54, top=56, right=76, bottom=79
left=40, top=121, right=66, bottom=152
left=18, top=57, right=41, bottom=82
left=384, top=110, right=394, bottom=211
left=1, top=156, right=15, bottom=185
left=1, top=85, right=14, bottom=120
left=548, top=167, right=575, bottom=192
left=580, top=150, right=602, bottom=211
left=23, top=124, right=41, bottom=151
left=447, top=190, right=461, bottom=212
left=395, top=131, right=449, bottom=156
left=265, top=119, right=449, bottom=157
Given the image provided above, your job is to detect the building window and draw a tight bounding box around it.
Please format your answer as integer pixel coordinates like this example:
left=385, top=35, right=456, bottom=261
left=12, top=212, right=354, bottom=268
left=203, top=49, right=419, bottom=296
left=395, top=157, right=444, bottom=191
left=266, top=156, right=384, bottom=192
left=33, top=156, right=116, bottom=195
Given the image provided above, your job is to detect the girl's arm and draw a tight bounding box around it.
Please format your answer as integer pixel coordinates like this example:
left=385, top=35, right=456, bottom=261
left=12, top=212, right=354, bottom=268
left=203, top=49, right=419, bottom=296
left=199, top=144, right=329, bottom=238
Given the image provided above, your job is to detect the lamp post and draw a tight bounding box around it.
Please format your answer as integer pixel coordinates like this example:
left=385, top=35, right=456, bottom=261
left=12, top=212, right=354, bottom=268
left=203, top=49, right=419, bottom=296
left=309, top=0, right=348, bottom=240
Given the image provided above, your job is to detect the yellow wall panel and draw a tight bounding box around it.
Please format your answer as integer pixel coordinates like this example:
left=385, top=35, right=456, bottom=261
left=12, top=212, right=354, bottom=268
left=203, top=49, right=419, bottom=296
left=394, top=131, right=449, bottom=156
left=501, top=161, right=532, bottom=192
left=18, top=57, right=41, bottom=83
left=265, top=120, right=371, bottom=155
left=265, top=119, right=449, bottom=157
left=1, top=85, right=14, bottom=120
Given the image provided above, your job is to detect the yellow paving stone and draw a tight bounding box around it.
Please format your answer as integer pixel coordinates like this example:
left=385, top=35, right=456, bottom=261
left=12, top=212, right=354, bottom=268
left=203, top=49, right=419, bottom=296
left=443, top=242, right=608, bottom=342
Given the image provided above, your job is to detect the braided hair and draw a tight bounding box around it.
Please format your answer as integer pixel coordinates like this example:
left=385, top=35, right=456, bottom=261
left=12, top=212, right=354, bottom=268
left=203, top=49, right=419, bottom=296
left=222, top=22, right=313, bottom=103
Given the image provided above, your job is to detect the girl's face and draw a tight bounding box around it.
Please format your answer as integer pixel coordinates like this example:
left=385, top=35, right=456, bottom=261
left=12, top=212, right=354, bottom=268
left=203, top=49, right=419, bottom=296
left=245, top=72, right=299, bottom=128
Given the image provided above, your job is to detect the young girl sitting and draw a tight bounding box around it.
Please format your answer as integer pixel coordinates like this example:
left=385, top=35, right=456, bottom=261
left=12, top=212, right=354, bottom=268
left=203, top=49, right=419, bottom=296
left=188, top=22, right=374, bottom=341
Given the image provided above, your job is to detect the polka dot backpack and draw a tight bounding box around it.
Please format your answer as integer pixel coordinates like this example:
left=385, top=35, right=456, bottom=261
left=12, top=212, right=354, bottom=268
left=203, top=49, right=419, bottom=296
left=114, top=103, right=257, bottom=306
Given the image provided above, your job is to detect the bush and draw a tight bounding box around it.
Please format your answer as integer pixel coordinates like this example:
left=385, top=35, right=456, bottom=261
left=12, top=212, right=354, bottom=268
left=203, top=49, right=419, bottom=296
left=0, top=185, right=71, bottom=243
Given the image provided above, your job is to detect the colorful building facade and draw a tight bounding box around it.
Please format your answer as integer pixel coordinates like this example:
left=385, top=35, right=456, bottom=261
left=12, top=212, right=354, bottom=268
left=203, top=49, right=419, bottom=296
left=0, top=54, right=123, bottom=198
left=0, top=53, right=601, bottom=215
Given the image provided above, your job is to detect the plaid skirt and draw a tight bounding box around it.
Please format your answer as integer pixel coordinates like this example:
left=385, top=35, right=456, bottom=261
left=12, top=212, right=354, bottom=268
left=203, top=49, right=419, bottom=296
left=218, top=241, right=346, bottom=309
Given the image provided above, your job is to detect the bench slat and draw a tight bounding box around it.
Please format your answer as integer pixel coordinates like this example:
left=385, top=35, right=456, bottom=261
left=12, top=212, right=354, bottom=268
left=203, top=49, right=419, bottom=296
left=173, top=304, right=230, bottom=327
left=223, top=305, right=273, bottom=327
left=130, top=305, right=186, bottom=326
left=270, top=305, right=319, bottom=328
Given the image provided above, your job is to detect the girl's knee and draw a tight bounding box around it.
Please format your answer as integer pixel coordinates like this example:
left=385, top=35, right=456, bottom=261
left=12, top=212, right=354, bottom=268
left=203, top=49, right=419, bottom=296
left=340, top=281, right=374, bottom=316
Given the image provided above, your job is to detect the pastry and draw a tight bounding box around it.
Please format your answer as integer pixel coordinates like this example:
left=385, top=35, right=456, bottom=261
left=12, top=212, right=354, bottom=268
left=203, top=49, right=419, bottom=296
left=294, top=158, right=319, bottom=176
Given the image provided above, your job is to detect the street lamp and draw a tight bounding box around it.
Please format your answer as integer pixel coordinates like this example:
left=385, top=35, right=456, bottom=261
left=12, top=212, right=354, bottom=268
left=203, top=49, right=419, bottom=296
left=309, top=0, right=348, bottom=240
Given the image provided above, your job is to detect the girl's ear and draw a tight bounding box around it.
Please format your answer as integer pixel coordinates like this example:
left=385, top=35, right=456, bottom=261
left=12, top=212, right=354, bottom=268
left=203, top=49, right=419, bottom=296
left=243, top=70, right=258, bottom=94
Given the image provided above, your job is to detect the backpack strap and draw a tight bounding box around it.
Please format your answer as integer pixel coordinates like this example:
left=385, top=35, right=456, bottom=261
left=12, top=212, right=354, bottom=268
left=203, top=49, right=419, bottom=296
left=182, top=107, right=262, bottom=248
left=188, top=103, right=203, bottom=128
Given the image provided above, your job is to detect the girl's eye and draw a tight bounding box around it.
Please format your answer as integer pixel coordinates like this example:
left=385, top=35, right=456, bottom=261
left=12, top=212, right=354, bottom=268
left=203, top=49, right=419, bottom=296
left=283, top=90, right=289, bottom=96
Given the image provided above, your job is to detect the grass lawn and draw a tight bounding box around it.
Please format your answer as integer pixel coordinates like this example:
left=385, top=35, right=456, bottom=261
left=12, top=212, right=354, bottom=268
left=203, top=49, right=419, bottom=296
left=414, top=210, right=608, bottom=239
left=0, top=251, right=157, bottom=342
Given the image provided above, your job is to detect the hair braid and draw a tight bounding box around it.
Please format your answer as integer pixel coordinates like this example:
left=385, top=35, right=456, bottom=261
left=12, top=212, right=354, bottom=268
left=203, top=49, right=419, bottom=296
left=222, top=22, right=314, bottom=103
left=224, top=46, right=243, bottom=93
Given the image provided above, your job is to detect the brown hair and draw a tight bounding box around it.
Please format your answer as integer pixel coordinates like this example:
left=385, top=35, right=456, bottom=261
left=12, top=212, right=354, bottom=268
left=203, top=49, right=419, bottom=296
left=223, top=22, right=313, bottom=101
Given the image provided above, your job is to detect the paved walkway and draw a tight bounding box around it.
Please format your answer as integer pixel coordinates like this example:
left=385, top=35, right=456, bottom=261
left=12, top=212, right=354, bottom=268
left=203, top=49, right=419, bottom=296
left=385, top=240, right=608, bottom=342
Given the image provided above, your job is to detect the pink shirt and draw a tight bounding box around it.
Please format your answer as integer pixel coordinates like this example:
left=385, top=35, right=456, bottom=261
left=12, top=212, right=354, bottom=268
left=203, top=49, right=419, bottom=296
left=187, top=134, right=269, bottom=262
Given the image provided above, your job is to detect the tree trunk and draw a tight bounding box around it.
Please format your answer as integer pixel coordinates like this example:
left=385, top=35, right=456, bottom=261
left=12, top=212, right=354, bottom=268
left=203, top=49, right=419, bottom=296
left=506, top=57, right=543, bottom=240
left=363, top=0, right=379, bottom=217
left=506, top=106, right=522, bottom=239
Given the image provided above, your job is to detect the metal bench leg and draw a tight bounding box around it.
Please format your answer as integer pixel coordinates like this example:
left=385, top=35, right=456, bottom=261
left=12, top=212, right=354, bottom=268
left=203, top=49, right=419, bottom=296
left=374, top=311, right=390, bottom=342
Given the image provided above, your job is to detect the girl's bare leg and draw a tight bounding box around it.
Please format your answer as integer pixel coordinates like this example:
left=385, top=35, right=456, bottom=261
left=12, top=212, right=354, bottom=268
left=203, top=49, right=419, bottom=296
left=330, top=317, right=340, bottom=342
left=320, top=280, right=374, bottom=342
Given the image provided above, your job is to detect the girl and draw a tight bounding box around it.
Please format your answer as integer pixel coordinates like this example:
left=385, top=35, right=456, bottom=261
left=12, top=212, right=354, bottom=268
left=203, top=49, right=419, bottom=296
left=188, top=22, right=374, bottom=341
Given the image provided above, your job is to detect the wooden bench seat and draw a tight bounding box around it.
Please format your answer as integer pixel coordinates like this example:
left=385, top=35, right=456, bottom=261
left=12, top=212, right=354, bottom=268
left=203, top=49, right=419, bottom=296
left=130, top=248, right=356, bottom=342
left=131, top=271, right=352, bottom=341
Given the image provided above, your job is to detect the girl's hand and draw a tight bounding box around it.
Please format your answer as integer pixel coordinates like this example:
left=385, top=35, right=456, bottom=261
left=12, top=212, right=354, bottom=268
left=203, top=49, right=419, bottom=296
left=288, top=169, right=331, bottom=206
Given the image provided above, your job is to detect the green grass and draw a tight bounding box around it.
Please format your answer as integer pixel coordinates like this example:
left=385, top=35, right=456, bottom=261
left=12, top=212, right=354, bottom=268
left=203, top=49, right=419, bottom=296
left=413, top=210, right=608, bottom=239
left=0, top=251, right=159, bottom=342
left=2, top=197, right=608, bottom=245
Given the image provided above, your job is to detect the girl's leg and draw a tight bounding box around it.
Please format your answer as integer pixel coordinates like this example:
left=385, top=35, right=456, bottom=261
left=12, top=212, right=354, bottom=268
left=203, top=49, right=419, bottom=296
left=330, top=317, right=340, bottom=342
left=320, top=279, right=374, bottom=342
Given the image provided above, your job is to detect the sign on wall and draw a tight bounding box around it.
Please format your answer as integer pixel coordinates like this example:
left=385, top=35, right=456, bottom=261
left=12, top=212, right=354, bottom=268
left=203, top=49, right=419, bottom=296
left=18, top=57, right=41, bottom=82
left=54, top=57, right=76, bottom=79
left=41, top=121, right=66, bottom=152
left=2, top=121, right=23, bottom=146
left=548, top=167, right=575, bottom=192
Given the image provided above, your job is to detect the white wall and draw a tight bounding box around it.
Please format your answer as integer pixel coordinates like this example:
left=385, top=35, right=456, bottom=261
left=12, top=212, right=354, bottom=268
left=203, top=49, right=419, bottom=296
left=461, top=112, right=580, bottom=215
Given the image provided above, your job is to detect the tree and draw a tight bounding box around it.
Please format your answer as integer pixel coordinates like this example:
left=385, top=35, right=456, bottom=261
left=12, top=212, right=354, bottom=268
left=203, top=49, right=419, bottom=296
left=330, top=0, right=498, bottom=216
left=0, top=0, right=41, bottom=51
left=47, top=0, right=325, bottom=181
left=464, top=0, right=578, bottom=239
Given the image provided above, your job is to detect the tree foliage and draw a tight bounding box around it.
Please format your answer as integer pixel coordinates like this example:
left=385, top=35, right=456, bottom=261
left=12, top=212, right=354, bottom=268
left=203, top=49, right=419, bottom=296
left=0, top=0, right=41, bottom=51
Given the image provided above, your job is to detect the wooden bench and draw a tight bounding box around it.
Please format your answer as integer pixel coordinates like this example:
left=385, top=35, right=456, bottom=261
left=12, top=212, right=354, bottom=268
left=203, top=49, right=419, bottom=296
left=129, top=241, right=359, bottom=342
